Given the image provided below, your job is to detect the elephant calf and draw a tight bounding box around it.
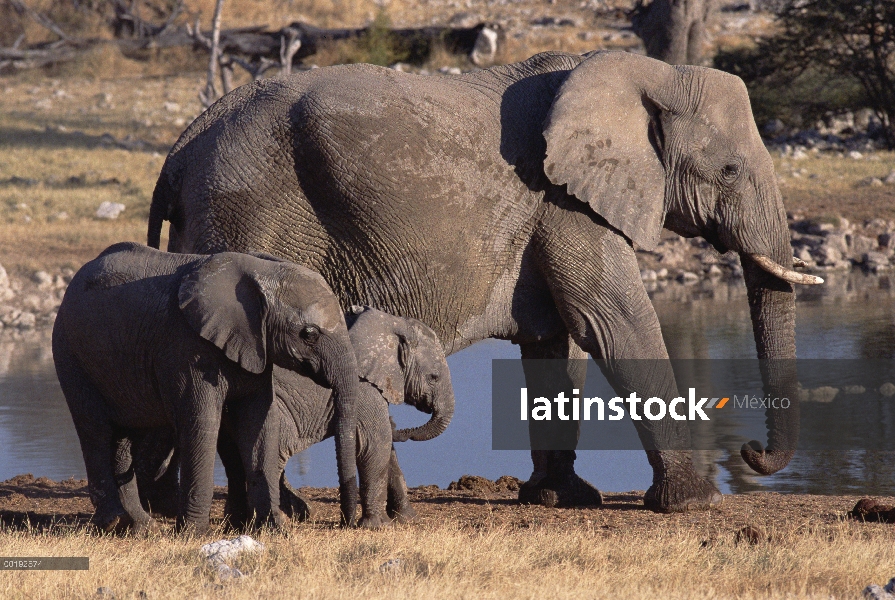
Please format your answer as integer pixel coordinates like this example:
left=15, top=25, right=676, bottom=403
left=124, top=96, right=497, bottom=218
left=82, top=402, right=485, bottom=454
left=217, top=305, right=455, bottom=529
left=53, top=242, right=361, bottom=533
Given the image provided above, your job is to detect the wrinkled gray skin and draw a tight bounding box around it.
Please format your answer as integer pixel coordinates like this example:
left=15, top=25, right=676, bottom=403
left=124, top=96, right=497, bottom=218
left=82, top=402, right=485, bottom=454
left=52, top=242, right=360, bottom=532
left=218, top=306, right=455, bottom=529
left=148, top=51, right=819, bottom=512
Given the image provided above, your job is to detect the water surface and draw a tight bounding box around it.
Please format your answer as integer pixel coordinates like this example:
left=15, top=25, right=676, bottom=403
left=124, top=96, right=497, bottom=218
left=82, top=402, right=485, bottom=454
left=1, top=270, right=892, bottom=496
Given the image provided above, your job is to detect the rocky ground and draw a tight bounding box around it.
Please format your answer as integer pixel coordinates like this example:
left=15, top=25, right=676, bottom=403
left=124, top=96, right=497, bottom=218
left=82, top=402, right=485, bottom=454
left=4, top=206, right=895, bottom=334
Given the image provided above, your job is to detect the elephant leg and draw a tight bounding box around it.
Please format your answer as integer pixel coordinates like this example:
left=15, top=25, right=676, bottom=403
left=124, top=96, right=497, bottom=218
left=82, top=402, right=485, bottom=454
left=229, top=390, right=286, bottom=529
left=134, top=429, right=179, bottom=518
left=217, top=419, right=249, bottom=530
left=517, top=335, right=602, bottom=508
left=113, top=434, right=157, bottom=534
left=356, top=395, right=391, bottom=529
left=532, top=210, right=721, bottom=512
left=172, top=387, right=225, bottom=533
left=53, top=338, right=130, bottom=532
left=385, top=439, right=416, bottom=523
left=279, top=472, right=312, bottom=521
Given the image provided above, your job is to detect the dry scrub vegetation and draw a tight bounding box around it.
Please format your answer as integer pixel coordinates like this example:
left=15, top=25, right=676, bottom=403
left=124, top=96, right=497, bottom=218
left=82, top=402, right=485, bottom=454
left=1, top=517, right=893, bottom=599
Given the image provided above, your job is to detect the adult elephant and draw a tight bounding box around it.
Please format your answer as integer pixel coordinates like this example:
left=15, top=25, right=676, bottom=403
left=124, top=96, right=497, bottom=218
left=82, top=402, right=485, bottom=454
left=148, top=50, right=822, bottom=512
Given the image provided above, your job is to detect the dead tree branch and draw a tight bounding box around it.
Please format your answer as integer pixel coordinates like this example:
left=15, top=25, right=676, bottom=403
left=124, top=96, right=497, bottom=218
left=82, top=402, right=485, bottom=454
left=8, top=0, right=80, bottom=44
left=199, top=0, right=226, bottom=108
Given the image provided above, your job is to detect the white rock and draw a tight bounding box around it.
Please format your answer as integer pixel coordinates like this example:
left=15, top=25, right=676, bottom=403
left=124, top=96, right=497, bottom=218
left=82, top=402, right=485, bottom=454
left=859, top=176, right=884, bottom=187
left=792, top=149, right=808, bottom=160
left=0, top=264, right=12, bottom=301
left=656, top=268, right=669, bottom=279
left=805, top=386, right=838, bottom=403
left=33, top=271, right=53, bottom=288
left=163, top=101, right=180, bottom=112
left=884, top=170, right=895, bottom=185
left=842, top=385, right=866, bottom=395
left=707, top=265, right=723, bottom=278
left=677, top=271, right=699, bottom=284
left=863, top=577, right=895, bottom=600
left=849, top=151, right=864, bottom=160
left=640, top=269, right=657, bottom=282
left=879, top=383, right=895, bottom=397
left=10, top=311, right=36, bottom=329
left=95, top=202, right=126, bottom=220
left=200, top=535, right=264, bottom=568
left=470, top=26, right=498, bottom=66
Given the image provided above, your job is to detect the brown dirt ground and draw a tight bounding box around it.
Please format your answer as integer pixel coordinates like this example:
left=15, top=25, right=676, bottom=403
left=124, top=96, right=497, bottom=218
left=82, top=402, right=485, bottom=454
left=1, top=474, right=892, bottom=542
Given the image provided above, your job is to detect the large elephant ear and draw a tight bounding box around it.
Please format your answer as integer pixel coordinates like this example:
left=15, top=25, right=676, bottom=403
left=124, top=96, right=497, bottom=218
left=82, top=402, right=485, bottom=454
left=347, top=306, right=410, bottom=405
left=178, top=253, right=269, bottom=374
left=543, top=51, right=675, bottom=251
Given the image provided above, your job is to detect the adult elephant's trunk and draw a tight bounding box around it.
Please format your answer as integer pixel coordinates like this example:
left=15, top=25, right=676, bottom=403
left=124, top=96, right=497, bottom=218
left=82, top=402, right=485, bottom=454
left=322, top=343, right=360, bottom=525
left=393, top=378, right=455, bottom=442
left=737, top=226, right=808, bottom=475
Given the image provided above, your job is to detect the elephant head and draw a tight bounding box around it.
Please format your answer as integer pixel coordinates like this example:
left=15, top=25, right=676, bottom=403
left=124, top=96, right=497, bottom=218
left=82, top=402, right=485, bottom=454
left=177, top=253, right=360, bottom=521
left=542, top=51, right=819, bottom=475
left=345, top=306, right=455, bottom=442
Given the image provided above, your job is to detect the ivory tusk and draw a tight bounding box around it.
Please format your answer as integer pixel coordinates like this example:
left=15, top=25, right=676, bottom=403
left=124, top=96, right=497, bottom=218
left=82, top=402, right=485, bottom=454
left=749, top=254, right=824, bottom=285
left=792, top=257, right=809, bottom=269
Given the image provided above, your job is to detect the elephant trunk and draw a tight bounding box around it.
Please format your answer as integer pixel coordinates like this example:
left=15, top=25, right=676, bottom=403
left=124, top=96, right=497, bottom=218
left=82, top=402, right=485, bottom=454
left=322, top=340, right=360, bottom=525
left=393, top=379, right=455, bottom=442
left=738, top=245, right=801, bottom=475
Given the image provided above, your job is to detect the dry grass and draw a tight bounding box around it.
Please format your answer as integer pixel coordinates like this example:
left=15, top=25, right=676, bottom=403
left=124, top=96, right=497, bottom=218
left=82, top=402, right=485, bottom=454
left=1, top=68, right=893, bottom=276
left=773, top=151, right=895, bottom=222
left=0, top=519, right=892, bottom=599
left=0, top=73, right=195, bottom=274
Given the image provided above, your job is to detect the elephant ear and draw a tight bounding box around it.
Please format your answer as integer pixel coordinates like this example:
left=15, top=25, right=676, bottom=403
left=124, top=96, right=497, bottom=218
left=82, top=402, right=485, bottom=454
left=347, top=307, right=411, bottom=405
left=178, top=253, right=269, bottom=374
left=542, top=51, right=675, bottom=251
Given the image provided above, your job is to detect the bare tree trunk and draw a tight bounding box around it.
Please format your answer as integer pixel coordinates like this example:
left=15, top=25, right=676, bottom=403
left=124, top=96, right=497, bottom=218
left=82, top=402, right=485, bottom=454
left=631, top=0, right=716, bottom=66
left=199, top=0, right=225, bottom=108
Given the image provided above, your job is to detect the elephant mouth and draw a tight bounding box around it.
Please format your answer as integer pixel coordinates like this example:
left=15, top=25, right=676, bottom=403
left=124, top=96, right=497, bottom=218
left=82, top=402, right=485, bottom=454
left=748, top=254, right=824, bottom=286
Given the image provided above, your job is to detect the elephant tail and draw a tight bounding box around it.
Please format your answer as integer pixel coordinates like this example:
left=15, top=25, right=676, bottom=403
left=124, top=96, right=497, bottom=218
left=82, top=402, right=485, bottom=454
left=147, top=173, right=175, bottom=249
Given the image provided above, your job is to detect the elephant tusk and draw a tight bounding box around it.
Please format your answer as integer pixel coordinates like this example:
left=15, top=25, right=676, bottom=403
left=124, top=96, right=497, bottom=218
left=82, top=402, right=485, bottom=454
left=749, top=254, right=824, bottom=285
left=792, top=257, right=809, bottom=269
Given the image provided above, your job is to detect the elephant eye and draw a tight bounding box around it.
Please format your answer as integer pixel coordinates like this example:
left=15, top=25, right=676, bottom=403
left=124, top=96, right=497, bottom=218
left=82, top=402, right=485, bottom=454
left=721, top=163, right=740, bottom=180
left=300, top=325, right=321, bottom=343
left=427, top=373, right=439, bottom=383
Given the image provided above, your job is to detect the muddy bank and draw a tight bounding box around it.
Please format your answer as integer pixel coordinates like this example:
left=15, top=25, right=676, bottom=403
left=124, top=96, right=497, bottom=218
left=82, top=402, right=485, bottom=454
left=1, top=474, right=892, bottom=538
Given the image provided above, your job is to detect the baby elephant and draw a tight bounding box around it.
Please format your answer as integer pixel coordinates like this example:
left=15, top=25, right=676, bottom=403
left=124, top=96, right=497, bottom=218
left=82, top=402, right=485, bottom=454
left=53, top=242, right=361, bottom=533
left=218, top=305, right=455, bottom=529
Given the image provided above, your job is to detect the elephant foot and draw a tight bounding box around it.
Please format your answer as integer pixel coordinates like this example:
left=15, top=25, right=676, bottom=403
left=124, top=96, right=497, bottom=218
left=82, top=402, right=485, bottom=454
left=279, top=474, right=312, bottom=521
left=131, top=517, right=160, bottom=536
left=223, top=499, right=248, bottom=532
left=357, top=512, right=391, bottom=529
left=518, top=472, right=603, bottom=508
left=386, top=502, right=418, bottom=524
left=174, top=517, right=211, bottom=536
left=92, top=507, right=133, bottom=534
left=643, top=451, right=722, bottom=513
left=259, top=507, right=290, bottom=530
